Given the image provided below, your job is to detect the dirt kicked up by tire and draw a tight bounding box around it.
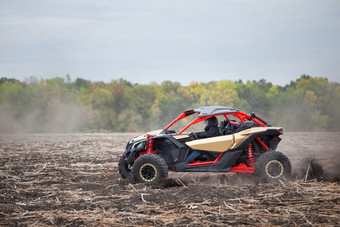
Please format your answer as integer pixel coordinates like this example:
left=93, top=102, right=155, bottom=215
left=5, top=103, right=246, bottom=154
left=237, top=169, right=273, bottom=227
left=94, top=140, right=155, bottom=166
left=255, top=151, right=292, bottom=182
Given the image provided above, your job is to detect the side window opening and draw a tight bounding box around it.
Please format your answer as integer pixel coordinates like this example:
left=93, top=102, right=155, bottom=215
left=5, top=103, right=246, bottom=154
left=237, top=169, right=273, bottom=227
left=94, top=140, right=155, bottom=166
left=227, top=115, right=241, bottom=123
left=182, top=115, right=226, bottom=134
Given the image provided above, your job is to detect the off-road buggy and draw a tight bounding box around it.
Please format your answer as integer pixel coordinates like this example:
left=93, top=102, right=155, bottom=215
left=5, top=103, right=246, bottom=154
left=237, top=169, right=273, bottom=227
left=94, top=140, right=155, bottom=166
left=119, top=106, right=291, bottom=185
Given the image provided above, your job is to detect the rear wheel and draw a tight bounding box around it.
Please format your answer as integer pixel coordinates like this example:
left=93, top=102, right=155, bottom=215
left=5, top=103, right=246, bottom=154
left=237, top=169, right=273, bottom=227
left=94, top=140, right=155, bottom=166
left=118, top=155, right=133, bottom=179
left=255, top=151, right=291, bottom=183
left=132, top=154, right=168, bottom=185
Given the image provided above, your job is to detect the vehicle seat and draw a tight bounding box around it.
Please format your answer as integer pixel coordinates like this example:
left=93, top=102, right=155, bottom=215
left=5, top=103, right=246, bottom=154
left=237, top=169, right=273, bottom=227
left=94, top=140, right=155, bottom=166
left=220, top=120, right=240, bottom=135
left=219, top=120, right=227, bottom=135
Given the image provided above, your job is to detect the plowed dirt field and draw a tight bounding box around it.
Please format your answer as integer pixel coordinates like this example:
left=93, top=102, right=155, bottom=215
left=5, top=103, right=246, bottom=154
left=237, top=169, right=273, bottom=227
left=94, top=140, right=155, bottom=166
left=1, top=132, right=339, bottom=226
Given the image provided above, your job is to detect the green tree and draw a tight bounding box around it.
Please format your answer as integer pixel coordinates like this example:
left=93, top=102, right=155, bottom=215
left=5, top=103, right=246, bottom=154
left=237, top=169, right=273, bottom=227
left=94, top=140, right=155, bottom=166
left=200, top=80, right=238, bottom=107
left=90, top=88, right=115, bottom=130
left=124, top=84, right=157, bottom=130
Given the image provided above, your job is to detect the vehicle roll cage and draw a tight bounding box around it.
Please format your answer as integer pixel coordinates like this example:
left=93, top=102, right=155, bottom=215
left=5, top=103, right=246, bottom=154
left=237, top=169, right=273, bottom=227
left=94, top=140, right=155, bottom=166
left=164, top=110, right=267, bottom=134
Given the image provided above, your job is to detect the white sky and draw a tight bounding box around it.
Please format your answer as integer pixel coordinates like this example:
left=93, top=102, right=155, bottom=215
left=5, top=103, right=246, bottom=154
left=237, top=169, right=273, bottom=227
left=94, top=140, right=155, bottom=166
left=0, top=0, right=339, bottom=85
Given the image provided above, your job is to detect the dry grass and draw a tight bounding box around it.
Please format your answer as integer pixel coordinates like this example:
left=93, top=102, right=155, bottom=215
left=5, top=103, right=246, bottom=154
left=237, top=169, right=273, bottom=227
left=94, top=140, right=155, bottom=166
left=0, top=133, right=339, bottom=226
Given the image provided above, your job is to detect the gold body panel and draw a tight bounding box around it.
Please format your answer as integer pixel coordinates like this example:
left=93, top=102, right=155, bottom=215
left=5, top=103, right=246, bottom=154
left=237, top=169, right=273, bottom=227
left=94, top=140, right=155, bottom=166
left=185, top=135, right=234, bottom=152
left=185, top=127, right=280, bottom=152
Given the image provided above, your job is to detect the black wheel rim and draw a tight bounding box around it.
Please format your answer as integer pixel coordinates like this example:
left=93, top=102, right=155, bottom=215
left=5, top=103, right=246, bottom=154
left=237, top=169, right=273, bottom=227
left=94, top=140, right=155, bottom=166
left=140, top=163, right=157, bottom=182
left=265, top=160, right=284, bottom=179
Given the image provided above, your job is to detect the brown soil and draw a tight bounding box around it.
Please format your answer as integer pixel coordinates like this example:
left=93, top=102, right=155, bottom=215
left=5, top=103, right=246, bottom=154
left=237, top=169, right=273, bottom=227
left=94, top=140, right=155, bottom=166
left=0, top=132, right=339, bottom=226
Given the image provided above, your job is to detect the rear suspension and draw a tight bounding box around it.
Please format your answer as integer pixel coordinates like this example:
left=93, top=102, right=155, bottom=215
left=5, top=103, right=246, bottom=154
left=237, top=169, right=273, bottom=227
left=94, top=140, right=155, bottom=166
left=247, top=143, right=255, bottom=167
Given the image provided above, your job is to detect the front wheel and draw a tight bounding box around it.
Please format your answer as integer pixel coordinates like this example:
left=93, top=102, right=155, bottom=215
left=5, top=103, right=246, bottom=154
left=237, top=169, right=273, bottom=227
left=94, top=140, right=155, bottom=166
left=255, top=151, right=291, bottom=183
left=132, top=154, right=168, bottom=185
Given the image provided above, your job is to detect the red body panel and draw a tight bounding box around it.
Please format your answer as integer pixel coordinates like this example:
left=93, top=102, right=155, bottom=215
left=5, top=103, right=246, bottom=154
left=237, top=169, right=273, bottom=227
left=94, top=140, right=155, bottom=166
left=230, top=163, right=255, bottom=173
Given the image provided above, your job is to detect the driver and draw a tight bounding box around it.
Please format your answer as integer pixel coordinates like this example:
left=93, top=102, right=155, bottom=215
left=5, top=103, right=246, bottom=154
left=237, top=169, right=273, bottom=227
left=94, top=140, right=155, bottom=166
left=186, top=116, right=221, bottom=163
left=195, top=116, right=220, bottom=139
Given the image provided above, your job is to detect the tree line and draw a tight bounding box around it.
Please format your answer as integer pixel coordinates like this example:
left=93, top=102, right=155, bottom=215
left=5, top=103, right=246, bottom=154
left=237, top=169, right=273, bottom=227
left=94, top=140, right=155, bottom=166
left=0, top=75, right=339, bottom=133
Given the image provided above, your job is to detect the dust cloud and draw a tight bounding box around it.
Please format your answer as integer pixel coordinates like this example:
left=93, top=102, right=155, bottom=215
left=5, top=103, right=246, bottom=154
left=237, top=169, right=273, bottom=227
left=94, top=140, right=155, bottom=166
left=293, top=158, right=340, bottom=182
left=0, top=101, right=88, bottom=133
left=276, top=132, right=340, bottom=182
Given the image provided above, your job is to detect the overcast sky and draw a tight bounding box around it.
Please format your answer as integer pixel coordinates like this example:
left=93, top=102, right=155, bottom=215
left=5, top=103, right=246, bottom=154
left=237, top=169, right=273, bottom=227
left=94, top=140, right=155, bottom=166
left=1, top=0, right=339, bottom=85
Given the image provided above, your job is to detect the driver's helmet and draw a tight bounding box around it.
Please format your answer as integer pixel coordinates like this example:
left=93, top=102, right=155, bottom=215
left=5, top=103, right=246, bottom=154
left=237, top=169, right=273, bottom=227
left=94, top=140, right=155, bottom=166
left=204, top=116, right=218, bottom=131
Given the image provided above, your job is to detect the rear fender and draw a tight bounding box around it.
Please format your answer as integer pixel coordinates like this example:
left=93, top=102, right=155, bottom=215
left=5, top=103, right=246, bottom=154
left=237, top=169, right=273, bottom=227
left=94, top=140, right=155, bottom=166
left=268, top=136, right=281, bottom=151
left=230, top=128, right=282, bottom=151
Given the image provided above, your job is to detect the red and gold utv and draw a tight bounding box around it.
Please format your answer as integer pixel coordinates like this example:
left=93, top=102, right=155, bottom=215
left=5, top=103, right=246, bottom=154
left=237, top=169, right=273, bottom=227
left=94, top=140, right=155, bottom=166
left=119, top=106, right=291, bottom=185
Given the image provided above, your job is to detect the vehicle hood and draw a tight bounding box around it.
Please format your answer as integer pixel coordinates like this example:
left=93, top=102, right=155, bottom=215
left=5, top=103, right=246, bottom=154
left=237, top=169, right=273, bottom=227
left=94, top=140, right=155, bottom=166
left=129, top=129, right=163, bottom=143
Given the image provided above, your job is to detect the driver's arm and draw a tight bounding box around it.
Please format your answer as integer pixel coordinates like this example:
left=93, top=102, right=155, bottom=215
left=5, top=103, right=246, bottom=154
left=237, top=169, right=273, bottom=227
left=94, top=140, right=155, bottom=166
left=195, top=131, right=209, bottom=139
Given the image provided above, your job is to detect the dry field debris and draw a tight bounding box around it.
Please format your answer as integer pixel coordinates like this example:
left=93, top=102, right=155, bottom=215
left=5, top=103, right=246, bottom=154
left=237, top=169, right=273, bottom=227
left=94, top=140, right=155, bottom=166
left=0, top=133, right=339, bottom=226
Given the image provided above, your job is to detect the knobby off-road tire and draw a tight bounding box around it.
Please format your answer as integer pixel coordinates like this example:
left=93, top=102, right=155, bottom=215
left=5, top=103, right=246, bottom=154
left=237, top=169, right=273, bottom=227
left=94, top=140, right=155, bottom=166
left=132, top=154, right=168, bottom=185
left=118, top=155, right=133, bottom=179
left=255, top=151, right=292, bottom=183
